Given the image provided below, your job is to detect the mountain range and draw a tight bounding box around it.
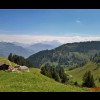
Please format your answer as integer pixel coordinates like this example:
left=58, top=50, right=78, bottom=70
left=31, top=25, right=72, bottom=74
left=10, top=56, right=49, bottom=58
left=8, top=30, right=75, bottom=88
left=0, top=42, right=33, bottom=58
left=0, top=41, right=61, bottom=58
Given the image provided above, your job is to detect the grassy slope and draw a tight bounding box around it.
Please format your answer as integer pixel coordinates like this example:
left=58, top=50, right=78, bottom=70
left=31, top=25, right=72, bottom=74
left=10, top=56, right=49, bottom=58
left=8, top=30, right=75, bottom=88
left=0, top=57, right=17, bottom=67
left=0, top=68, right=92, bottom=92
left=67, top=62, right=100, bottom=87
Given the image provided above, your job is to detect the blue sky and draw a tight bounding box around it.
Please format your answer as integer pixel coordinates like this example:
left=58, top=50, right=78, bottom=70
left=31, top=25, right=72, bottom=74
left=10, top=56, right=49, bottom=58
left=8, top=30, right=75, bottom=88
left=0, top=9, right=100, bottom=44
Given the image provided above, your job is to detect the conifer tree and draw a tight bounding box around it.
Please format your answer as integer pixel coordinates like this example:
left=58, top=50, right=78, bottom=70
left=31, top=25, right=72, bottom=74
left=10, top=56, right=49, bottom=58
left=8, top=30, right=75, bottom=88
left=82, top=71, right=95, bottom=87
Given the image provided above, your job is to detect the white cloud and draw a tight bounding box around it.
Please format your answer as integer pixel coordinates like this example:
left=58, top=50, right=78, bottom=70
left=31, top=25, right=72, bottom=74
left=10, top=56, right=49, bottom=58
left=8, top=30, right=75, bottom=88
left=76, top=20, right=81, bottom=23
left=0, top=34, right=100, bottom=44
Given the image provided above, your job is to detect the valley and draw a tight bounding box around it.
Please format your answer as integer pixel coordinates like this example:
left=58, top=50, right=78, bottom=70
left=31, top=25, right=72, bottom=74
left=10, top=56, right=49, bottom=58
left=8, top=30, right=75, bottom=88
left=0, top=41, right=100, bottom=92
left=1, top=9, right=100, bottom=92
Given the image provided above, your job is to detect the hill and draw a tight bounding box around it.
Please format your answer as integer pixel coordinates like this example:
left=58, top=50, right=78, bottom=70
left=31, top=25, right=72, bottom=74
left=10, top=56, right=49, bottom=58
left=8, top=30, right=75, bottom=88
left=0, top=68, right=92, bottom=92
left=0, top=57, right=17, bottom=67
left=67, top=52, right=100, bottom=87
left=27, top=41, right=100, bottom=68
left=0, top=42, right=34, bottom=58
left=67, top=62, right=100, bottom=87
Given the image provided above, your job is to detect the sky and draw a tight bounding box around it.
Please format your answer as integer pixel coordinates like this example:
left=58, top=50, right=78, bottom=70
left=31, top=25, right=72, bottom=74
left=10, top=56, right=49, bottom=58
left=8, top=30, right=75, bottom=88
left=0, top=9, right=100, bottom=44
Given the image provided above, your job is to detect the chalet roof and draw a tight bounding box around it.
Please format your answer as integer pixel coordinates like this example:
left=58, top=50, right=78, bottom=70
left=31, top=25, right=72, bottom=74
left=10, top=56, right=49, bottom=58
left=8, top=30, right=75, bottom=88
left=19, top=66, right=28, bottom=70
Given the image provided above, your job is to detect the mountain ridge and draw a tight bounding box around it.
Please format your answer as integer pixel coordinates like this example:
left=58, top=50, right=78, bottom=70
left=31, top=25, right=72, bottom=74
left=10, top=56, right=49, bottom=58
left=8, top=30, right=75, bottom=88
left=0, top=41, right=61, bottom=58
left=27, top=41, right=100, bottom=68
left=0, top=42, right=34, bottom=58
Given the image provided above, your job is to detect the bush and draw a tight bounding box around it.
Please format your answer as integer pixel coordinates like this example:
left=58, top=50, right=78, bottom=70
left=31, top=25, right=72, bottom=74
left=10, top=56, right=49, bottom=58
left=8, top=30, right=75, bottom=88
left=74, top=81, right=78, bottom=86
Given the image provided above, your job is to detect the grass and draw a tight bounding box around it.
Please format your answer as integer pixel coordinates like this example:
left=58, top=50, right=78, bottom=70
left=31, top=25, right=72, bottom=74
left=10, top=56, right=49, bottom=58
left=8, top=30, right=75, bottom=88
left=0, top=57, right=97, bottom=92
left=0, top=68, right=92, bottom=92
left=0, top=57, right=17, bottom=67
left=67, top=62, right=100, bottom=88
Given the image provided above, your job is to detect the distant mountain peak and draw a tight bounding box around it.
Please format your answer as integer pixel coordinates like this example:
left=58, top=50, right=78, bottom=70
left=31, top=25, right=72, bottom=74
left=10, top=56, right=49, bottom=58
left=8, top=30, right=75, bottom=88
left=0, top=42, right=34, bottom=58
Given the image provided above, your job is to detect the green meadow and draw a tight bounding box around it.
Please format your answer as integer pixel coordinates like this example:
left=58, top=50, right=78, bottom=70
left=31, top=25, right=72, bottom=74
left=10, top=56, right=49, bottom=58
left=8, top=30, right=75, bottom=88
left=0, top=68, right=92, bottom=92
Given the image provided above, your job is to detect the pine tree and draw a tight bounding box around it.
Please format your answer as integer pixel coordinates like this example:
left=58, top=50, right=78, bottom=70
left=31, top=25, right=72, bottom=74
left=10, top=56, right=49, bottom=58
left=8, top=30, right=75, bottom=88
left=8, top=53, right=33, bottom=67
left=8, top=53, right=13, bottom=61
left=82, top=71, right=95, bottom=87
left=54, top=72, right=60, bottom=82
left=59, top=67, right=64, bottom=79
left=58, top=67, right=69, bottom=83
left=40, top=67, right=46, bottom=75
left=52, top=69, right=60, bottom=82
left=61, top=73, right=69, bottom=83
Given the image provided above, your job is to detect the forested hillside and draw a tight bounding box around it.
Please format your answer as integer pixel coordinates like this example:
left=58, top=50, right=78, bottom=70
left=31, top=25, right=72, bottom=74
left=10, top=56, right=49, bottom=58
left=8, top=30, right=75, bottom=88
left=27, top=41, right=100, bottom=68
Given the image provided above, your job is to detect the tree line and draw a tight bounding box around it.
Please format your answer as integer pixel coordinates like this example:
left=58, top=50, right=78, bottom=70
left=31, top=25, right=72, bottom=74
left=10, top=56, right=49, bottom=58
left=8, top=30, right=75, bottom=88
left=8, top=53, right=33, bottom=67
left=40, top=62, right=69, bottom=83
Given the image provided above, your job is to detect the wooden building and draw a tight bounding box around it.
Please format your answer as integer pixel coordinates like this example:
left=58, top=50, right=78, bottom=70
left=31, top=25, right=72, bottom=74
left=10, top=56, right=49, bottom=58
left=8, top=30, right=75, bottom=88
left=0, top=63, right=9, bottom=71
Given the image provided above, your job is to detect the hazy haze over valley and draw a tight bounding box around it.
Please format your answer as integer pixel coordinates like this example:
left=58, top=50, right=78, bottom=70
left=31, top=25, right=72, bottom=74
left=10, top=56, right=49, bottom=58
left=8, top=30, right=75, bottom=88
left=0, top=10, right=100, bottom=45
left=1, top=9, right=100, bottom=59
